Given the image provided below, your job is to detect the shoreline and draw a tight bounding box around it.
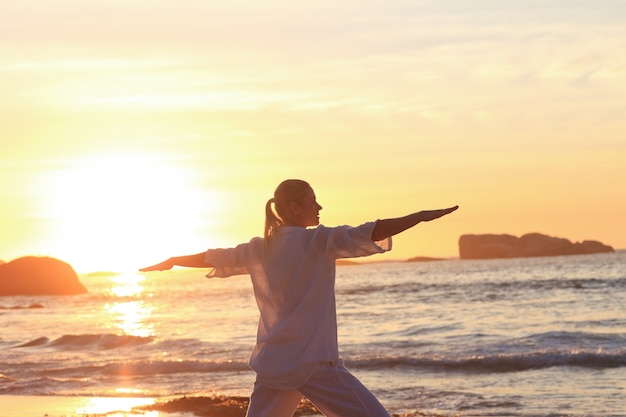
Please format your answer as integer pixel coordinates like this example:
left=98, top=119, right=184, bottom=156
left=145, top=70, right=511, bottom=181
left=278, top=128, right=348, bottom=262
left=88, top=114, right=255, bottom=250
left=0, top=395, right=160, bottom=417
left=0, top=395, right=325, bottom=417
left=0, top=394, right=445, bottom=417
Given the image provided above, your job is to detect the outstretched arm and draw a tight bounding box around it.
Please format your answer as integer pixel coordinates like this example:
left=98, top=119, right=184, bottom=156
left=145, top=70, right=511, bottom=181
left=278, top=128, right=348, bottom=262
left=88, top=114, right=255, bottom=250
left=371, top=206, right=458, bottom=241
left=140, top=252, right=212, bottom=272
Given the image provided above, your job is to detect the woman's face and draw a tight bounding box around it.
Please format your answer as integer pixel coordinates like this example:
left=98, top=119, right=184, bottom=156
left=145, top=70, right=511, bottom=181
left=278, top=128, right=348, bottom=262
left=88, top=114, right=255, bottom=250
left=292, top=187, right=323, bottom=227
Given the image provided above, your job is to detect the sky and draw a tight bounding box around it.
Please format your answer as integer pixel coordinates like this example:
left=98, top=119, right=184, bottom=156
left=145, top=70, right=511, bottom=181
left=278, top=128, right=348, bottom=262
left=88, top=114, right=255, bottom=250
left=1, top=0, right=625, bottom=272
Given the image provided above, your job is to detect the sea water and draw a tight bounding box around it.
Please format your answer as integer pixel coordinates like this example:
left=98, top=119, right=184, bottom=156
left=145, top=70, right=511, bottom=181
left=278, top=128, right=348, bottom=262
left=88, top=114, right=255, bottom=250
left=1, top=252, right=625, bottom=416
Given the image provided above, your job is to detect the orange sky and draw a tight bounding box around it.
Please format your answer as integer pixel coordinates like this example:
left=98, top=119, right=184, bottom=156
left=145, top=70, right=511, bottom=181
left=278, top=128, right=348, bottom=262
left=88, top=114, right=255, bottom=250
left=1, top=1, right=625, bottom=272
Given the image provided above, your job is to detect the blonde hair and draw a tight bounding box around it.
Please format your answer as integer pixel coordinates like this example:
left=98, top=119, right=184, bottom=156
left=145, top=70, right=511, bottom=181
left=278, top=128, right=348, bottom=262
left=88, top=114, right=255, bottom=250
left=264, top=179, right=312, bottom=242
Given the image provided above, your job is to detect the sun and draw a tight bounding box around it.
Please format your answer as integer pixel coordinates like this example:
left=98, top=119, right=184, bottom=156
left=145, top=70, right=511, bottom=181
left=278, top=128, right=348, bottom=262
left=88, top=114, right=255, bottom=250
left=40, top=153, right=219, bottom=272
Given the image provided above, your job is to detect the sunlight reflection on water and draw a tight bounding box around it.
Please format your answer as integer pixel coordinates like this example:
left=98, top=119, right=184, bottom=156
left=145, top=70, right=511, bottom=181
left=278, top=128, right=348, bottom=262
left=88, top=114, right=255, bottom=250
left=105, top=273, right=155, bottom=337
left=75, top=396, right=157, bottom=416
left=110, top=273, right=148, bottom=297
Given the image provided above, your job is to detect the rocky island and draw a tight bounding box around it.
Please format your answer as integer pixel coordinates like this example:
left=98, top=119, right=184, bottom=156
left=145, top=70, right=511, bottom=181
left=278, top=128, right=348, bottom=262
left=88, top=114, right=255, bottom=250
left=0, top=256, right=87, bottom=296
left=459, top=233, right=614, bottom=260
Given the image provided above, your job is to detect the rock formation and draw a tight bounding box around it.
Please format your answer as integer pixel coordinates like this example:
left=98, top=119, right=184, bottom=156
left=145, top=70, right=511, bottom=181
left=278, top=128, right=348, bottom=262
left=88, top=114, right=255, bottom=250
left=0, top=256, right=87, bottom=296
left=459, top=233, right=614, bottom=260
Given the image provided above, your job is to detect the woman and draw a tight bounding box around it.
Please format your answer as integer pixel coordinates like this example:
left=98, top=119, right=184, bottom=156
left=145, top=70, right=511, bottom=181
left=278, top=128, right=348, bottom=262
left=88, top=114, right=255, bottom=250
left=141, top=179, right=458, bottom=417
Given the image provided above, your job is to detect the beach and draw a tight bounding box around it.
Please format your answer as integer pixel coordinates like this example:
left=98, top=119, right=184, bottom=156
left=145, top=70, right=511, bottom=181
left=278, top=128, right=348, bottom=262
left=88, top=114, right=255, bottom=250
left=1, top=394, right=454, bottom=417
left=1, top=395, right=158, bottom=417
left=0, top=395, right=327, bottom=417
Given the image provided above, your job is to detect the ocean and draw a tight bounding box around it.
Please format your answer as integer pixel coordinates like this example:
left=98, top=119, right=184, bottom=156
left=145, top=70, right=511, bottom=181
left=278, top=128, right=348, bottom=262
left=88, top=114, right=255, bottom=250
left=1, top=251, right=625, bottom=417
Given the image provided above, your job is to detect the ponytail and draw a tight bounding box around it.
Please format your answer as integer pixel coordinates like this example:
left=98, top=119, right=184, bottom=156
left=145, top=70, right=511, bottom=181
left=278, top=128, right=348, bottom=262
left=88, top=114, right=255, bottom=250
left=264, top=197, right=283, bottom=242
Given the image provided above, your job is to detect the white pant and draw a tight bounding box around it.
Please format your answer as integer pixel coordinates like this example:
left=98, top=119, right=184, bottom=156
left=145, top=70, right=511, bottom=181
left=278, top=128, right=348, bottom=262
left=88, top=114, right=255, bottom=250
left=245, top=360, right=391, bottom=417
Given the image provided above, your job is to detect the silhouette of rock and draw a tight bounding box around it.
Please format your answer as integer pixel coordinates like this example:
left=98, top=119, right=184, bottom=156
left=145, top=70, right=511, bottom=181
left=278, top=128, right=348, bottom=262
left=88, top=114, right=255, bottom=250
left=406, top=256, right=445, bottom=262
left=0, top=256, right=87, bottom=296
left=459, top=233, right=614, bottom=260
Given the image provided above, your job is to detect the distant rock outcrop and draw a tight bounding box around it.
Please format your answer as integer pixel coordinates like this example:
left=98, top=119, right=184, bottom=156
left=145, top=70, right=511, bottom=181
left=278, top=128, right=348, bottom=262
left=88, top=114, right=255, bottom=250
left=0, top=256, right=87, bottom=296
left=459, top=233, right=614, bottom=260
left=406, top=256, right=445, bottom=262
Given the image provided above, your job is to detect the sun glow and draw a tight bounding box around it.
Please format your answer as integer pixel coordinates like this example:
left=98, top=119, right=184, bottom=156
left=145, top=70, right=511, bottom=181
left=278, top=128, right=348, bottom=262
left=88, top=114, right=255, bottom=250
left=40, top=154, right=218, bottom=272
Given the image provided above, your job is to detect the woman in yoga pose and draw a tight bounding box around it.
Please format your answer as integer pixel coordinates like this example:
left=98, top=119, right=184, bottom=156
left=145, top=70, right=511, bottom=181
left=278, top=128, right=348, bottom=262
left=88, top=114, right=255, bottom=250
left=141, top=179, right=458, bottom=417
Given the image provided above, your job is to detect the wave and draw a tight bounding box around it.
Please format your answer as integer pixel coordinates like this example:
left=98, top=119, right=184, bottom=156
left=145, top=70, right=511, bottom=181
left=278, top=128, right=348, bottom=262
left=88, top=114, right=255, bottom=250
left=1, top=358, right=251, bottom=388
left=0, top=303, right=44, bottom=310
left=338, top=276, right=626, bottom=301
left=350, top=349, right=626, bottom=373
left=13, top=334, right=154, bottom=350
left=99, top=358, right=250, bottom=376
left=26, top=347, right=620, bottom=378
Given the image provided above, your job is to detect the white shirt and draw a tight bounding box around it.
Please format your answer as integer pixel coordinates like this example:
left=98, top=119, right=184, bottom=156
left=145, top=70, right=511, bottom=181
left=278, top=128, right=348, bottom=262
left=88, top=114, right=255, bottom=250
left=204, top=221, right=392, bottom=389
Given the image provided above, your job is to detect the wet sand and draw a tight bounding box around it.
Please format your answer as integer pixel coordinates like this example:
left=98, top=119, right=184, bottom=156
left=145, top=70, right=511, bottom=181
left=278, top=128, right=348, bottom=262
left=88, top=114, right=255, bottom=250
left=0, top=395, right=321, bottom=417
left=0, top=394, right=438, bottom=417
